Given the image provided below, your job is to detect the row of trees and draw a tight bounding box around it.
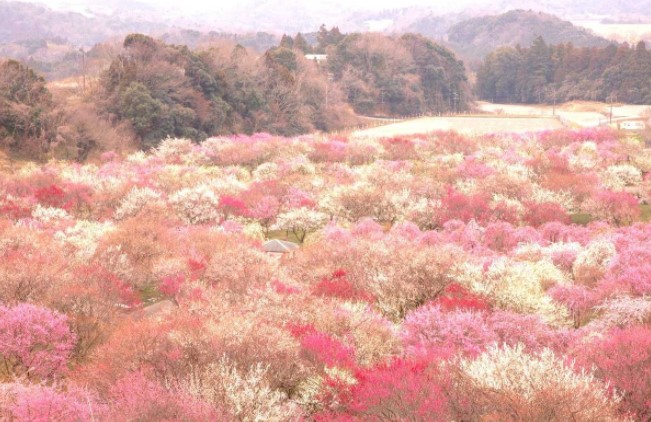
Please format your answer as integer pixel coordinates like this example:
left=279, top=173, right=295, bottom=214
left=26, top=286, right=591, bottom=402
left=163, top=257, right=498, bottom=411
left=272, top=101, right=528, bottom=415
left=278, top=25, right=348, bottom=54
left=477, top=37, right=651, bottom=104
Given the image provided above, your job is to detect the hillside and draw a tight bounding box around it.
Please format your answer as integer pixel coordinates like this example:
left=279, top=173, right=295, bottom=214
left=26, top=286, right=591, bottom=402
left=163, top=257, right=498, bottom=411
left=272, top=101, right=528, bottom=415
left=11, top=0, right=651, bottom=36
left=403, top=13, right=461, bottom=40
left=325, top=32, right=470, bottom=116
left=447, top=10, right=612, bottom=60
left=0, top=2, right=281, bottom=80
left=0, top=1, right=170, bottom=80
left=498, top=0, right=651, bottom=18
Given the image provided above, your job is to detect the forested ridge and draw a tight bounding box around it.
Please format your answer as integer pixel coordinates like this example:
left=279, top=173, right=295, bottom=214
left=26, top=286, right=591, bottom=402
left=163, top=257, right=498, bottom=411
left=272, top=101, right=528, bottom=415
left=1, top=28, right=470, bottom=159
left=447, top=10, right=611, bottom=61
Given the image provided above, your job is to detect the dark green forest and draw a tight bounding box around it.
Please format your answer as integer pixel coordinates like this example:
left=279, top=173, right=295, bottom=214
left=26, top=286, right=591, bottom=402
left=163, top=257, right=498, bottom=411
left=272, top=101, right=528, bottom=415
left=476, top=37, right=651, bottom=104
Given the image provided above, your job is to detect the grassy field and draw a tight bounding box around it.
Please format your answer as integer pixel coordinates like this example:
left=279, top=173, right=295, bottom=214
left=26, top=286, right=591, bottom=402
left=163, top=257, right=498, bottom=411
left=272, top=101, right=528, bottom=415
left=641, top=204, right=651, bottom=221
left=352, top=115, right=564, bottom=138
left=478, top=101, right=651, bottom=128
left=352, top=100, right=651, bottom=139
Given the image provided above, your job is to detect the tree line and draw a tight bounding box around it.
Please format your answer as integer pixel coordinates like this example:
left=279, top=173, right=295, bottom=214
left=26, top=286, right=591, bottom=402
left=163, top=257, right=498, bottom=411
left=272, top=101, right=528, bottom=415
left=476, top=37, right=651, bottom=104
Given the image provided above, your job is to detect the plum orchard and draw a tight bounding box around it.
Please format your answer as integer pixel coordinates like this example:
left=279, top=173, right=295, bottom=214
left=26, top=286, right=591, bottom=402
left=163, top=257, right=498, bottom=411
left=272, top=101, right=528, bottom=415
left=0, top=127, right=650, bottom=420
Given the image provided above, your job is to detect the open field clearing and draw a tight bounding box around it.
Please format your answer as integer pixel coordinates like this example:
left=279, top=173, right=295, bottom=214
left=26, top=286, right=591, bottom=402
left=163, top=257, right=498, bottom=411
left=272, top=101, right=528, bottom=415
left=478, top=101, right=651, bottom=119
left=574, top=20, right=651, bottom=43
left=477, top=101, right=651, bottom=127
left=353, top=101, right=644, bottom=141
left=47, top=76, right=100, bottom=105
left=352, top=115, right=564, bottom=138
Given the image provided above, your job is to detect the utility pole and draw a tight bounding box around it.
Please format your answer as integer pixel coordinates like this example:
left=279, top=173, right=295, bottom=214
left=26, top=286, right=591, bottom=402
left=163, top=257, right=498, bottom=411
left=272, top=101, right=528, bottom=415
left=325, top=72, right=333, bottom=108
left=79, top=48, right=86, bottom=93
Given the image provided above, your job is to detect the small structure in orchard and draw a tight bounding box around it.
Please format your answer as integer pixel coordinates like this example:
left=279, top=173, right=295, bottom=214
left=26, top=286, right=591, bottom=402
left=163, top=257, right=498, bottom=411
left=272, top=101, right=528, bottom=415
left=263, top=239, right=299, bottom=259
left=305, top=54, right=327, bottom=63
left=620, top=120, right=646, bottom=131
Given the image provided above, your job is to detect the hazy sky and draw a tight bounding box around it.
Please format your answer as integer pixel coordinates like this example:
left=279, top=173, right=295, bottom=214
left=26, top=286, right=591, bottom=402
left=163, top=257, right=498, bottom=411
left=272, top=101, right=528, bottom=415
left=24, top=0, right=646, bottom=34
left=28, top=0, right=439, bottom=11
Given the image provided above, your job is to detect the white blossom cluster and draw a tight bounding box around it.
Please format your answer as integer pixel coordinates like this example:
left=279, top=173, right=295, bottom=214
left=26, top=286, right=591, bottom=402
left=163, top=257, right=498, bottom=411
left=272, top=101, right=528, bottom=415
left=573, top=238, right=617, bottom=279
left=169, top=184, right=221, bottom=224
left=568, top=141, right=599, bottom=171
left=154, top=138, right=197, bottom=163
left=54, top=220, right=116, bottom=262
left=31, top=205, right=71, bottom=223
left=601, top=164, right=643, bottom=191
left=204, top=175, right=248, bottom=197
left=183, top=356, right=301, bottom=422
left=631, top=152, right=651, bottom=172
left=465, top=258, right=571, bottom=326
left=252, top=162, right=279, bottom=182
left=115, top=187, right=164, bottom=220
left=125, top=150, right=147, bottom=164
left=530, top=184, right=577, bottom=212
left=273, top=208, right=329, bottom=234
left=460, top=344, right=618, bottom=413
left=59, top=164, right=124, bottom=192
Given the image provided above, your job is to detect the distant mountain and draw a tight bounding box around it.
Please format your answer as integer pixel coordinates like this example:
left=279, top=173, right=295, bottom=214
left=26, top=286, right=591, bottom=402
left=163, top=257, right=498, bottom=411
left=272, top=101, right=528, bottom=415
left=446, top=10, right=613, bottom=61
left=0, top=1, right=164, bottom=46
left=495, top=0, right=651, bottom=19
left=10, top=0, right=651, bottom=36
left=403, top=14, right=457, bottom=40
left=0, top=1, right=640, bottom=81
